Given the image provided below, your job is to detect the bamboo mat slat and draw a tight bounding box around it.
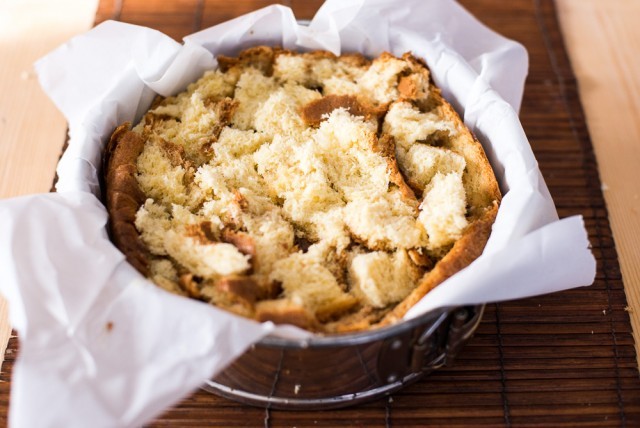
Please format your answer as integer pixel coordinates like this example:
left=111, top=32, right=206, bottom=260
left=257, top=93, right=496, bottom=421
left=1, top=0, right=639, bottom=426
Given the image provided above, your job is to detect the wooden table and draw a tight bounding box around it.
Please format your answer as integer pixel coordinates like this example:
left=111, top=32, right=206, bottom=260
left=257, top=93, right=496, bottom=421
left=1, top=0, right=640, bottom=425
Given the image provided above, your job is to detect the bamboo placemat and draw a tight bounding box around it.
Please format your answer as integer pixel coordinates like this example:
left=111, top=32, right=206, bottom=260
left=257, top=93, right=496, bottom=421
left=1, top=0, right=639, bottom=426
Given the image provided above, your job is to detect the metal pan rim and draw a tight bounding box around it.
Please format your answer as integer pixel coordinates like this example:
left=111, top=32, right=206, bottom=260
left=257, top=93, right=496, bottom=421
left=258, top=305, right=483, bottom=349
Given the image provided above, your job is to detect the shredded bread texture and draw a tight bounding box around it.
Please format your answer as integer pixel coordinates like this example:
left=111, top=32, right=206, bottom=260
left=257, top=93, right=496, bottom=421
left=104, top=46, right=501, bottom=333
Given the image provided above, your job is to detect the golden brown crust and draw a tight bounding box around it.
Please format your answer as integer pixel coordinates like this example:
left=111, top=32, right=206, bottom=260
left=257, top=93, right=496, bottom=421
left=104, top=123, right=150, bottom=276
left=398, top=75, right=419, bottom=99
left=107, top=165, right=146, bottom=202
left=149, top=95, right=166, bottom=110
left=431, top=91, right=502, bottom=219
left=221, top=229, right=256, bottom=260
left=338, top=52, right=371, bottom=68
left=158, top=140, right=188, bottom=167
left=255, top=299, right=319, bottom=331
left=179, top=273, right=202, bottom=299
left=216, top=276, right=263, bottom=304
left=183, top=221, right=256, bottom=261
left=184, top=221, right=218, bottom=245
left=315, top=295, right=359, bottom=323
left=300, top=94, right=378, bottom=127
left=202, top=98, right=240, bottom=156
left=218, top=46, right=280, bottom=75
left=407, top=248, right=434, bottom=269
left=372, top=133, right=417, bottom=202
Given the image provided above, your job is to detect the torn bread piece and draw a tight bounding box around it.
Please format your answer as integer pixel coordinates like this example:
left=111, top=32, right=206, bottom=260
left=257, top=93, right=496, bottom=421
left=105, top=46, right=501, bottom=333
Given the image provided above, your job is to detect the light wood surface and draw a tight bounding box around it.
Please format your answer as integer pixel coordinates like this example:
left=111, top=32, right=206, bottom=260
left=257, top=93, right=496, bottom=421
left=0, top=0, right=99, bottom=363
left=556, top=0, right=640, bottom=367
left=0, top=0, right=638, bottom=376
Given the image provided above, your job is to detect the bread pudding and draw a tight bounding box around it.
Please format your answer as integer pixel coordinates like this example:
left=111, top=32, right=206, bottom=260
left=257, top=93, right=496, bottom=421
left=103, top=46, right=501, bottom=333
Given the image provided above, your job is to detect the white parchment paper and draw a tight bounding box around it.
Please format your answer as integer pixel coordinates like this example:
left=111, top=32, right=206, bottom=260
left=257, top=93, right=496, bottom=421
left=0, top=0, right=596, bottom=426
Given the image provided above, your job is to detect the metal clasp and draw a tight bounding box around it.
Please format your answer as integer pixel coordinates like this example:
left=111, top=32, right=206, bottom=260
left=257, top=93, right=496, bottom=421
left=412, top=305, right=485, bottom=373
left=376, top=306, right=485, bottom=385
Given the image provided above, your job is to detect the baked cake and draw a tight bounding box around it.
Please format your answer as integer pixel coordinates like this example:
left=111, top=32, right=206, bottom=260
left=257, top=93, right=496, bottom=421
left=103, top=46, right=501, bottom=333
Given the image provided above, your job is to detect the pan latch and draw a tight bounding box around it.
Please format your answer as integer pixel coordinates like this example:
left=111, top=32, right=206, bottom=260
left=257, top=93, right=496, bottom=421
left=377, top=305, right=485, bottom=385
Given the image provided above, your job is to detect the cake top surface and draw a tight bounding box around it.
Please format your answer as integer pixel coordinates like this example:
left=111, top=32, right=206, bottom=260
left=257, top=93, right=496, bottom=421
left=105, top=46, right=501, bottom=333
